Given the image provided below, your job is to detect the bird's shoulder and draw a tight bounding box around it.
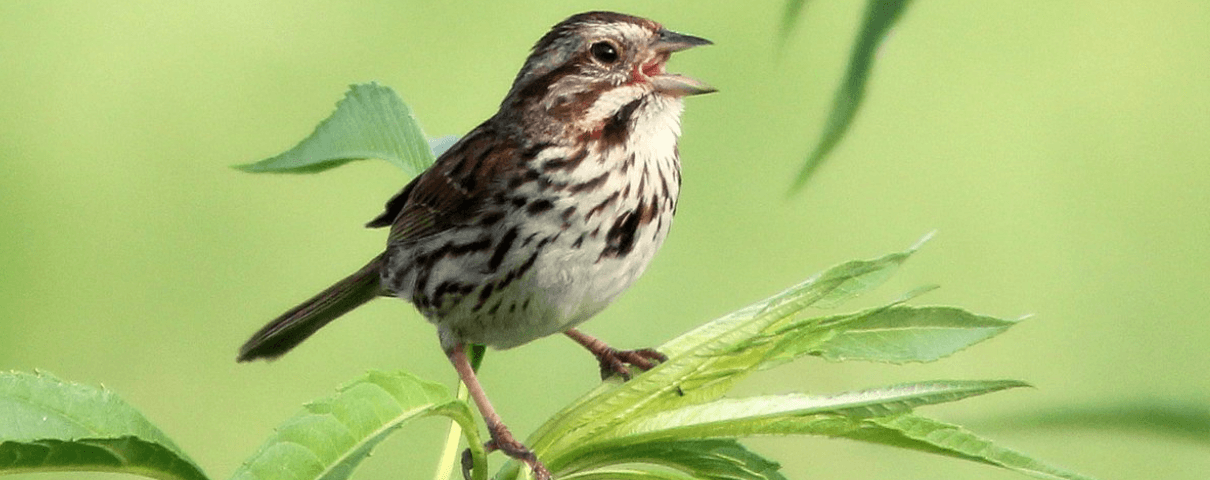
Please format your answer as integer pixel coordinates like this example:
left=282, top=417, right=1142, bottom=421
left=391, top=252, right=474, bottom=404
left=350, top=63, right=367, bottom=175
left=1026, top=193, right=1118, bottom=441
left=366, top=121, right=526, bottom=244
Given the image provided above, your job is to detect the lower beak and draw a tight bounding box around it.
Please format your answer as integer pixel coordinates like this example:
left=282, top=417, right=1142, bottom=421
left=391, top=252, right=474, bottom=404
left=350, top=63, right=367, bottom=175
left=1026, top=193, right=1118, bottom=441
left=651, top=29, right=715, bottom=97
left=652, top=74, right=717, bottom=97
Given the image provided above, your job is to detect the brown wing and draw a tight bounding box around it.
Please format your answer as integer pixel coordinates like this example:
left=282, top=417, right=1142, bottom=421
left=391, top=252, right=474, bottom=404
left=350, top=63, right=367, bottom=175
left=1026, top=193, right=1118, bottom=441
left=366, top=121, right=520, bottom=246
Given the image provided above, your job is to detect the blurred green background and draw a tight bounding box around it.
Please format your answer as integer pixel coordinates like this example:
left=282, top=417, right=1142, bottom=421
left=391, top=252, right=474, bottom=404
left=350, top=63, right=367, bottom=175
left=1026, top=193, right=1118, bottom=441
left=3, top=1, right=1207, bottom=479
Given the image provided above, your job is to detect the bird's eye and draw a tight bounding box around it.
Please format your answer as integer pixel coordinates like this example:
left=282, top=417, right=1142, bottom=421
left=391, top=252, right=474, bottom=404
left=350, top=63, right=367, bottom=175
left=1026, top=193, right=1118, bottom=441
left=590, top=41, right=619, bottom=64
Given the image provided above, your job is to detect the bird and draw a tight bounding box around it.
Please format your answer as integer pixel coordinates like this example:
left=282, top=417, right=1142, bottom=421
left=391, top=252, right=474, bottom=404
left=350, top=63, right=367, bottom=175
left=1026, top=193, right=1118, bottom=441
left=238, top=11, right=713, bottom=479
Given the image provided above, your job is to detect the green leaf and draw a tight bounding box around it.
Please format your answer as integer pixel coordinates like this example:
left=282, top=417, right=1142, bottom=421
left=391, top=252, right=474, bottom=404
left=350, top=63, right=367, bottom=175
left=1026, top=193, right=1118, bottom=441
left=757, top=231, right=932, bottom=315
left=527, top=237, right=931, bottom=455
left=229, top=370, right=486, bottom=480
left=791, top=0, right=914, bottom=191
left=777, top=0, right=810, bottom=44
left=986, top=401, right=1210, bottom=444
left=0, top=438, right=206, bottom=480
left=561, top=468, right=698, bottom=480
left=0, top=370, right=207, bottom=480
left=557, top=439, right=785, bottom=480
left=757, top=305, right=1019, bottom=369
left=236, top=83, right=435, bottom=175
left=574, top=380, right=1027, bottom=447
left=851, top=414, right=1099, bottom=480
left=514, top=234, right=1095, bottom=479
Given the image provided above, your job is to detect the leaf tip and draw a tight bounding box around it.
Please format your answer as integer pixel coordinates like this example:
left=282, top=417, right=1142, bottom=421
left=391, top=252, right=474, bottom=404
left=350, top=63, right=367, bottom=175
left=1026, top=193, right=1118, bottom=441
left=230, top=162, right=260, bottom=173
left=909, top=230, right=937, bottom=252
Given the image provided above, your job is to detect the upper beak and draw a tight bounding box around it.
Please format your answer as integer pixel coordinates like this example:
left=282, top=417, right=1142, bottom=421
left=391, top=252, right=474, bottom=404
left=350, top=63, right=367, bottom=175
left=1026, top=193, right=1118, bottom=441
left=650, top=28, right=716, bottom=97
left=654, top=29, right=713, bottom=53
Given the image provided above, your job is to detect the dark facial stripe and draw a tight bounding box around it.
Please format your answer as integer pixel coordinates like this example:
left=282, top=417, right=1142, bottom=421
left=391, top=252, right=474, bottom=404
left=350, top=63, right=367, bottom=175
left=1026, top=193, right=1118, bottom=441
left=548, top=89, right=605, bottom=122
left=598, top=99, right=643, bottom=149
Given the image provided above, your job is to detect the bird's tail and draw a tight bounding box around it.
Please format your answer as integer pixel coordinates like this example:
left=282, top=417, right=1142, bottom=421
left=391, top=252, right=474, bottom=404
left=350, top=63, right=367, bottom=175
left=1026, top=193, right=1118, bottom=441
left=238, top=254, right=385, bottom=362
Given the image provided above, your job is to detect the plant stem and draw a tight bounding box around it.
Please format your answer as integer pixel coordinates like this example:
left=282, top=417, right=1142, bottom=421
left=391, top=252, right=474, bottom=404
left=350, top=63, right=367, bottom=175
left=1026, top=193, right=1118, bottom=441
left=433, top=380, right=471, bottom=480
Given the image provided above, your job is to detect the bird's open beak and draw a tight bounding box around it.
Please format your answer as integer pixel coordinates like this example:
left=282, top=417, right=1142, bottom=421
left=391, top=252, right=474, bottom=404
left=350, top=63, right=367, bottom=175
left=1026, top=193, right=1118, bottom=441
left=649, top=29, right=716, bottom=97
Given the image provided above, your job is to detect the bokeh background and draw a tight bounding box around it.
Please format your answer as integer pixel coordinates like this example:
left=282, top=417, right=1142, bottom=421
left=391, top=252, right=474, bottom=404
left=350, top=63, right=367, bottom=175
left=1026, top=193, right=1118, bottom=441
left=3, top=1, right=1207, bottom=479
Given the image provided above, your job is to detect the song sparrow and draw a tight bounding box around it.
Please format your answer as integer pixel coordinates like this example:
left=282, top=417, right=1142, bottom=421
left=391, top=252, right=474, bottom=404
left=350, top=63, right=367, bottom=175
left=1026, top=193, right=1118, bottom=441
left=239, top=11, right=713, bottom=479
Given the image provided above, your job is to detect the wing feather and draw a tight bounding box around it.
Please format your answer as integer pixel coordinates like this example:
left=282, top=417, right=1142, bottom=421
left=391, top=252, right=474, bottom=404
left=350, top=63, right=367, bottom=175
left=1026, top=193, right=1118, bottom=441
left=366, top=122, right=520, bottom=246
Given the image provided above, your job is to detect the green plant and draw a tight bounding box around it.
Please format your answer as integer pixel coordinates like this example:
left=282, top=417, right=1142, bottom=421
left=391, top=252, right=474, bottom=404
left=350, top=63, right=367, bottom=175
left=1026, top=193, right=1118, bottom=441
left=0, top=7, right=1097, bottom=476
left=1, top=83, right=1096, bottom=480
left=0, top=226, right=1095, bottom=480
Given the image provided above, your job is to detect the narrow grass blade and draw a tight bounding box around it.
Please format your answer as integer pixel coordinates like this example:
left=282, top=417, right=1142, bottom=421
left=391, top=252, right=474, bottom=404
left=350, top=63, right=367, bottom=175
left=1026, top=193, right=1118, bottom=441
left=777, top=0, right=810, bottom=44
left=791, top=0, right=914, bottom=191
left=984, top=401, right=1210, bottom=444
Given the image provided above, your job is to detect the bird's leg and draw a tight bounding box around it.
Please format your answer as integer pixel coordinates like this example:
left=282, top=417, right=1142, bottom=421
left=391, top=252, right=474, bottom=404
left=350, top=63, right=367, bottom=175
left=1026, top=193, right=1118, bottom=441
left=449, top=343, right=550, bottom=480
left=564, top=329, right=667, bottom=381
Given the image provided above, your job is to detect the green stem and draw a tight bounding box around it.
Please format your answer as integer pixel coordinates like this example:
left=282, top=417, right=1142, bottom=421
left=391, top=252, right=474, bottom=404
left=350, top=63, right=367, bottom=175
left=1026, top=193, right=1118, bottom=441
left=433, top=380, right=471, bottom=480
left=434, top=345, right=485, bottom=480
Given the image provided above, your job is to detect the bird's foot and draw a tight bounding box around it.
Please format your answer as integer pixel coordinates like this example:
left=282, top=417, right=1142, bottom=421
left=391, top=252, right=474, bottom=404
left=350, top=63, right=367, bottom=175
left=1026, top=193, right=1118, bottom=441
left=593, top=347, right=667, bottom=381
left=564, top=329, right=667, bottom=381
left=461, top=423, right=551, bottom=480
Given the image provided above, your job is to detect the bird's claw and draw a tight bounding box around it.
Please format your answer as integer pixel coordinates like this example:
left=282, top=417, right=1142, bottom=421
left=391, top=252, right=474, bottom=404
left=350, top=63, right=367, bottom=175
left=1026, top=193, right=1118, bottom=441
left=596, top=347, right=667, bottom=381
left=460, top=429, right=551, bottom=480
